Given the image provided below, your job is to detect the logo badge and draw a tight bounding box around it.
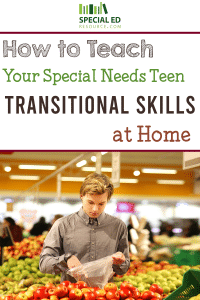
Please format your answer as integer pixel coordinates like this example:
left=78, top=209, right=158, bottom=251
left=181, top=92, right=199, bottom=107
left=79, top=2, right=108, bottom=15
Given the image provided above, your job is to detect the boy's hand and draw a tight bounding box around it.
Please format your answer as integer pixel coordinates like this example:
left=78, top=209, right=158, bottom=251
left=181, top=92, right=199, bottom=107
left=112, top=252, right=125, bottom=265
left=67, top=255, right=82, bottom=269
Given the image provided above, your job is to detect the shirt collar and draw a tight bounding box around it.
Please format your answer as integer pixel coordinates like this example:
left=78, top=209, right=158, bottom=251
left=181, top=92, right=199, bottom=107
left=78, top=207, right=106, bottom=225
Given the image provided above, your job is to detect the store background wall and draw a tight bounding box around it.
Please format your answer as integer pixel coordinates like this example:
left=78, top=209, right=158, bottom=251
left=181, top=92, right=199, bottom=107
left=1, top=197, right=200, bottom=232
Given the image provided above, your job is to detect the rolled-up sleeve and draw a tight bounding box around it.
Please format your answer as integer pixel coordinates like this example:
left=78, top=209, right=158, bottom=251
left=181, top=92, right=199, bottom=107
left=112, top=224, right=130, bottom=275
left=39, top=221, right=72, bottom=275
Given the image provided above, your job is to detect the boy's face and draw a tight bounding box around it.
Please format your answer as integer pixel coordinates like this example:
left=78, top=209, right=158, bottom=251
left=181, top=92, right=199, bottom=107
left=81, top=192, right=108, bottom=218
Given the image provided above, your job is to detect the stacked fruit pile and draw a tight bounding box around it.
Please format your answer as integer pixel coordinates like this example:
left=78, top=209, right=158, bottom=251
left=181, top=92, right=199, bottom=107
left=0, top=257, right=61, bottom=295
left=190, top=295, right=200, bottom=300
left=4, top=236, right=45, bottom=260
left=114, top=260, right=200, bottom=294
left=0, top=280, right=166, bottom=300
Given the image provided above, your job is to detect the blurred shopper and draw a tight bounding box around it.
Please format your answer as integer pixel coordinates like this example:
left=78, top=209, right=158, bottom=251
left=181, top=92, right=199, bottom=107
left=40, top=173, right=130, bottom=283
left=52, top=214, right=64, bottom=225
left=183, top=219, right=200, bottom=237
left=47, top=214, right=64, bottom=231
left=159, top=221, right=174, bottom=237
left=30, top=216, right=51, bottom=236
left=3, top=217, right=23, bottom=242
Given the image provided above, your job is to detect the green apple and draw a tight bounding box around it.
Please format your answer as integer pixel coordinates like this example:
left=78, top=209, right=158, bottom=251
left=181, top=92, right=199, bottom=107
left=22, top=270, right=30, bottom=276
left=37, top=271, right=45, bottom=278
left=31, top=267, right=38, bottom=273
left=163, top=286, right=170, bottom=294
left=138, top=284, right=145, bottom=292
left=16, top=265, right=24, bottom=271
left=173, top=279, right=182, bottom=288
left=160, top=270, right=171, bottom=277
left=135, top=276, right=142, bottom=282
left=167, top=276, right=178, bottom=282
left=25, top=265, right=32, bottom=271
left=168, top=283, right=176, bottom=292
left=144, top=283, right=150, bottom=289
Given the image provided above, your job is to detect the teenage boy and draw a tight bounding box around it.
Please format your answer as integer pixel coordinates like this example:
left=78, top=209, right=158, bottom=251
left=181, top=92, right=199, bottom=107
left=39, top=173, right=130, bottom=282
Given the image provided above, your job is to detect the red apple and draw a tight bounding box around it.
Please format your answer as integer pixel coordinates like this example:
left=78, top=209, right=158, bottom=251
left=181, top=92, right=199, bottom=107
left=69, top=289, right=83, bottom=300
left=118, top=289, right=132, bottom=299
left=55, top=286, right=68, bottom=298
left=106, top=290, right=120, bottom=300
left=95, top=290, right=106, bottom=298
left=83, top=292, right=95, bottom=300
left=60, top=281, right=72, bottom=288
left=104, top=283, right=117, bottom=292
left=76, top=282, right=88, bottom=289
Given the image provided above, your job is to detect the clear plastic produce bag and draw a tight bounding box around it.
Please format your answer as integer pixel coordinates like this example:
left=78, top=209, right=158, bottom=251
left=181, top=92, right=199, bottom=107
left=67, top=256, right=114, bottom=289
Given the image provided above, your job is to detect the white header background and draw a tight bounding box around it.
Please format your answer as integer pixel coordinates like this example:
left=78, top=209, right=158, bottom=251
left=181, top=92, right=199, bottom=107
left=0, top=1, right=200, bottom=150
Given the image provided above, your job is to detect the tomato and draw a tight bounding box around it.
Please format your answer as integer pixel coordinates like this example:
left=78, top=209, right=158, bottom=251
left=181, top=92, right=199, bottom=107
left=106, top=290, right=120, bottom=300
left=34, top=287, right=49, bottom=300
left=83, top=292, right=95, bottom=300
left=60, top=281, right=71, bottom=288
left=119, top=289, right=132, bottom=299
left=95, top=290, right=106, bottom=298
left=104, top=283, right=118, bottom=292
left=125, top=298, right=135, bottom=300
left=141, top=291, right=155, bottom=300
left=69, top=288, right=83, bottom=300
left=149, top=285, right=163, bottom=295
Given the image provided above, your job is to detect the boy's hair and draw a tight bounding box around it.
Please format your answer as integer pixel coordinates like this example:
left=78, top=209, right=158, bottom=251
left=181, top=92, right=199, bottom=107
left=80, top=173, right=114, bottom=201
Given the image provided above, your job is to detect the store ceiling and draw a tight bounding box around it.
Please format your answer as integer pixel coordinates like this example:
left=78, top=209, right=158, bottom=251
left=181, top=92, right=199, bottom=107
left=0, top=151, right=183, bottom=166
left=0, top=151, right=197, bottom=199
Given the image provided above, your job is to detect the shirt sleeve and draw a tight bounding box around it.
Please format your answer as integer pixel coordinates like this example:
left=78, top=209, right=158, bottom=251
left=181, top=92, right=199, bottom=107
left=39, top=221, right=72, bottom=275
left=112, top=223, right=130, bottom=275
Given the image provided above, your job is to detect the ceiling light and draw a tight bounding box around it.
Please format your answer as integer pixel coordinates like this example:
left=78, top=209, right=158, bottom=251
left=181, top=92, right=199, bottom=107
left=61, top=177, right=85, bottom=182
left=91, top=156, right=96, bottom=162
left=120, top=178, right=138, bottom=183
left=157, top=180, right=185, bottom=185
left=19, top=165, right=56, bottom=170
left=82, top=167, right=112, bottom=172
left=133, top=170, right=140, bottom=176
left=76, top=160, right=87, bottom=167
left=9, top=175, right=40, bottom=180
left=142, top=168, right=177, bottom=174
left=4, top=166, right=11, bottom=172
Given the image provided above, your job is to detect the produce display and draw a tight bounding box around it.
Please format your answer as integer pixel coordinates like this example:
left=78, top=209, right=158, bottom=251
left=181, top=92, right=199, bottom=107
left=3, top=236, right=45, bottom=260
left=0, top=257, right=61, bottom=295
left=154, top=235, right=200, bottom=247
left=2, top=236, right=200, bottom=300
left=190, top=295, right=200, bottom=300
left=0, top=280, right=166, bottom=300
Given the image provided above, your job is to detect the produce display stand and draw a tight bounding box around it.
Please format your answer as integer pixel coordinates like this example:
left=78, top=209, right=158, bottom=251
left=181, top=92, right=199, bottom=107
left=165, top=269, right=200, bottom=299
left=173, top=249, right=200, bottom=266
left=151, top=244, right=200, bottom=266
